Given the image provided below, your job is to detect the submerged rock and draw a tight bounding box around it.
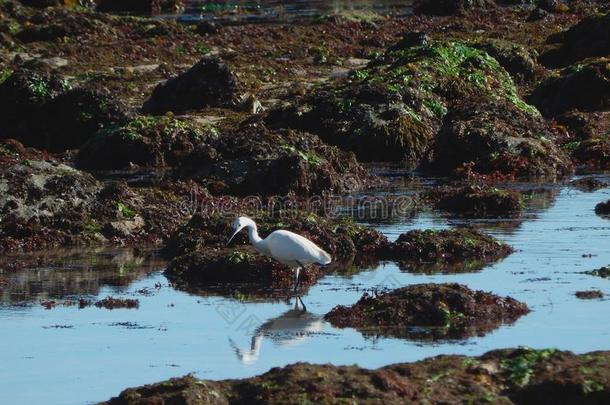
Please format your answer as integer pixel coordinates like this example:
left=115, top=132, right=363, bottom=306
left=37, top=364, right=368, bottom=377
left=426, top=185, right=523, bottom=216
left=595, top=199, right=610, bottom=216
left=569, top=177, right=609, bottom=192
left=142, top=57, right=239, bottom=114
left=583, top=265, right=610, bottom=278
left=325, top=283, right=528, bottom=341
left=388, top=228, right=513, bottom=264
left=575, top=290, right=604, bottom=299
left=102, top=349, right=610, bottom=404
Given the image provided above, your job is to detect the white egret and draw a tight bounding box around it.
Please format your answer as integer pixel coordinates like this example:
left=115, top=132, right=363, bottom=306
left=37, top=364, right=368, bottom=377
left=227, top=216, right=332, bottom=291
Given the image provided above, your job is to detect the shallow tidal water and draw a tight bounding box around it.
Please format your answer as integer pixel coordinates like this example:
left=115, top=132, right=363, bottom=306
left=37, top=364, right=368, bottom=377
left=1, top=175, right=610, bottom=405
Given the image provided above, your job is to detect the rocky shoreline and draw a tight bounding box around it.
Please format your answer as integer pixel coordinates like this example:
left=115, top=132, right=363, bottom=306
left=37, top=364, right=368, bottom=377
left=1, top=0, right=609, bottom=402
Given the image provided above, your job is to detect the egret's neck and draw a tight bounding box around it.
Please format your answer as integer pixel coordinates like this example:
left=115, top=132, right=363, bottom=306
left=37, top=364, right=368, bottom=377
left=246, top=224, right=263, bottom=246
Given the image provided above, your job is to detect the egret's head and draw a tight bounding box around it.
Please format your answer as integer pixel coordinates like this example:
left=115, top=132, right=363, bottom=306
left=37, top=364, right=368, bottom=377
left=227, top=216, right=255, bottom=245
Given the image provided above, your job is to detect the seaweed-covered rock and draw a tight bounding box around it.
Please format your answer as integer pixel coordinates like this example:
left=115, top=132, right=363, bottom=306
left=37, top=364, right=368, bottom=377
left=76, top=115, right=216, bottom=170
left=428, top=185, right=523, bottom=215
left=427, top=98, right=571, bottom=178
left=142, top=57, right=239, bottom=114
left=269, top=40, right=546, bottom=169
left=388, top=228, right=512, bottom=263
left=0, top=69, right=130, bottom=151
left=165, top=247, right=326, bottom=297
left=325, top=283, right=528, bottom=340
left=0, top=68, right=68, bottom=143
left=595, top=199, right=610, bottom=216
left=473, top=39, right=538, bottom=82
left=79, top=118, right=373, bottom=196
left=177, top=122, right=374, bottom=196
left=529, top=58, right=610, bottom=116
left=540, top=12, right=610, bottom=67
left=102, top=349, right=610, bottom=404
left=44, top=88, right=133, bottom=150
left=572, top=137, right=610, bottom=169
left=415, top=0, right=496, bottom=15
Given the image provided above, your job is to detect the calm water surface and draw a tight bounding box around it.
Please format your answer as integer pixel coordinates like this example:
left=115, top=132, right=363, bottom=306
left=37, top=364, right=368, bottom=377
left=1, top=175, right=609, bottom=404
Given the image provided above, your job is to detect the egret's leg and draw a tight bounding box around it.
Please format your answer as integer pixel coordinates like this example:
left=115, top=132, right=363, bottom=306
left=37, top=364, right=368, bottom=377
left=294, top=261, right=305, bottom=293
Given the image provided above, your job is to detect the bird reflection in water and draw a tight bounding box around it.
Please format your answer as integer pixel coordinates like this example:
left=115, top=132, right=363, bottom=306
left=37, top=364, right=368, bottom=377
left=229, top=296, right=324, bottom=364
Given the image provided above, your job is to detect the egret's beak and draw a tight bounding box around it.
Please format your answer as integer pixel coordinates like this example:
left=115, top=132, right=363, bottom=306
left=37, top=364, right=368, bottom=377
left=227, top=226, right=245, bottom=245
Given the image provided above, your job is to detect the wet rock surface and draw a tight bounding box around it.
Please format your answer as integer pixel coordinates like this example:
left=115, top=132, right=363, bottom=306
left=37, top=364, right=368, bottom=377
left=325, top=283, right=528, bottom=340
left=103, top=347, right=610, bottom=404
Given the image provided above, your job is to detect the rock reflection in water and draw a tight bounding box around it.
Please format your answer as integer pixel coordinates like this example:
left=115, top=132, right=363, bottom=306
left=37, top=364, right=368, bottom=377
left=0, top=248, right=164, bottom=305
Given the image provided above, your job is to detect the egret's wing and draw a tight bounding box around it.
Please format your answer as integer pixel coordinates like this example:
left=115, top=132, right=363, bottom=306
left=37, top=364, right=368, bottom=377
left=266, top=230, right=332, bottom=265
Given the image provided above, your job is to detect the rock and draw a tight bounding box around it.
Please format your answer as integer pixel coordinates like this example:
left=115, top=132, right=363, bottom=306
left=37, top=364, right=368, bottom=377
left=569, top=177, right=609, bottom=192
left=176, top=122, right=375, bottom=196
left=102, top=349, right=610, bottom=404
left=572, top=137, right=610, bottom=169
left=473, top=39, right=538, bottom=82
left=415, top=0, right=496, bottom=15
left=94, top=296, right=139, bottom=309
left=268, top=39, right=549, bottom=172
left=165, top=248, right=326, bottom=297
left=387, top=228, right=513, bottom=264
left=0, top=68, right=67, bottom=144
left=427, top=185, right=523, bottom=216
left=142, top=57, right=239, bottom=115
left=325, top=283, right=529, bottom=340
left=104, top=216, right=145, bottom=237
left=44, top=87, right=133, bottom=151
left=426, top=98, right=572, bottom=178
left=0, top=159, right=101, bottom=251
left=595, top=199, right=610, bottom=216
left=527, top=7, right=549, bottom=21
left=540, top=12, right=610, bottom=67
left=195, top=20, right=219, bottom=35
left=575, top=290, right=604, bottom=299
left=76, top=115, right=216, bottom=170
left=529, top=58, right=610, bottom=117
left=584, top=265, right=610, bottom=278
left=95, top=0, right=184, bottom=14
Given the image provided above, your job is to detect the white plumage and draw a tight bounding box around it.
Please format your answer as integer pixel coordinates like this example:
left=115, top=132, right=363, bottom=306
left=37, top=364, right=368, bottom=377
left=227, top=216, right=332, bottom=291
